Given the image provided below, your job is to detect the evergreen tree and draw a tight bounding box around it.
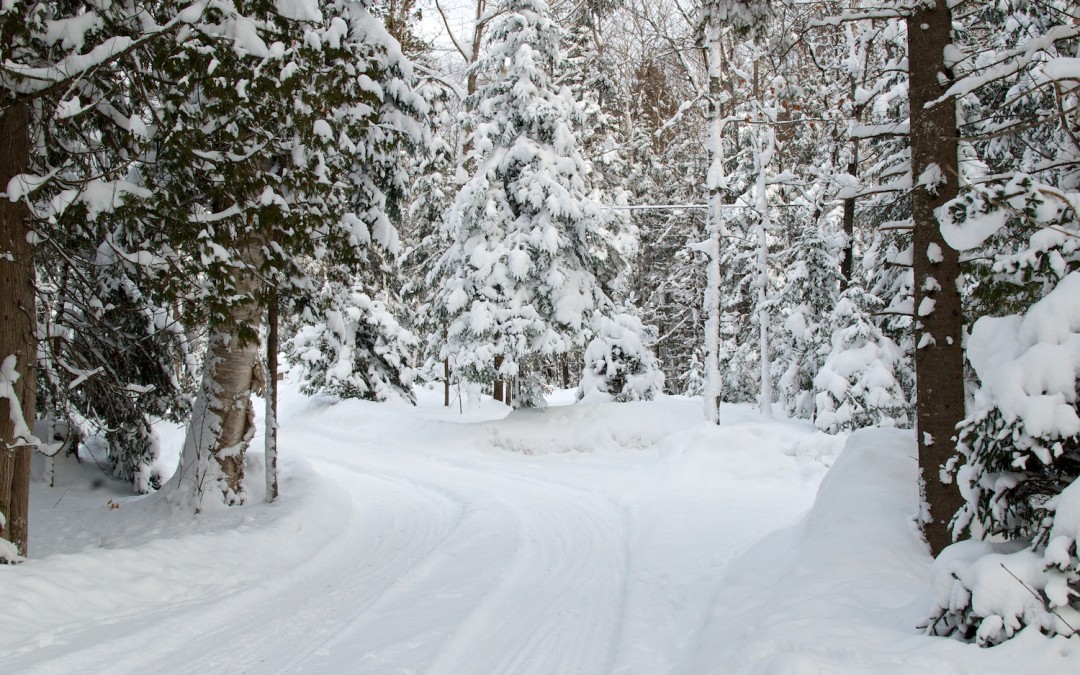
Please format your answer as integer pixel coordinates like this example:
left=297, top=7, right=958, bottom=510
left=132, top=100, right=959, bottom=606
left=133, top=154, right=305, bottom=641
left=922, top=0, right=1080, bottom=644
left=772, top=209, right=843, bottom=419
left=286, top=279, right=417, bottom=402
left=0, top=0, right=185, bottom=559
left=122, top=0, right=428, bottom=509
left=37, top=261, right=192, bottom=492
left=432, top=0, right=618, bottom=408
left=814, top=283, right=909, bottom=433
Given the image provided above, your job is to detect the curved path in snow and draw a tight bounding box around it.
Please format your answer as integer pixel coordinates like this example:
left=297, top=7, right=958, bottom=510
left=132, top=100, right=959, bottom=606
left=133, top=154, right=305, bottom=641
left=0, top=392, right=830, bottom=674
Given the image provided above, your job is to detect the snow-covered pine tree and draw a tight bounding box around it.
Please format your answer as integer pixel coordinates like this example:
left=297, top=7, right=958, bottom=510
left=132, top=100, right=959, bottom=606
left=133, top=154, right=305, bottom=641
left=922, top=0, right=1080, bottom=643
left=432, top=0, right=618, bottom=408
left=130, top=0, right=428, bottom=509
left=0, top=0, right=185, bottom=559
left=814, top=283, right=909, bottom=434
left=286, top=279, right=417, bottom=402
left=800, top=4, right=915, bottom=424
left=772, top=208, right=844, bottom=420
left=402, top=76, right=459, bottom=405
left=37, top=260, right=192, bottom=492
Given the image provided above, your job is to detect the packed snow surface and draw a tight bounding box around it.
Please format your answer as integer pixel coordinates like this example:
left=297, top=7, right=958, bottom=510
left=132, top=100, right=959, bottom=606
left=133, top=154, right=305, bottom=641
left=1, top=384, right=1077, bottom=673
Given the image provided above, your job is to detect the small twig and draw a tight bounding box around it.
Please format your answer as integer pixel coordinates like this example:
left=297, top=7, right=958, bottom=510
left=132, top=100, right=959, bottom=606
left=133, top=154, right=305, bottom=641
left=1000, top=562, right=1078, bottom=636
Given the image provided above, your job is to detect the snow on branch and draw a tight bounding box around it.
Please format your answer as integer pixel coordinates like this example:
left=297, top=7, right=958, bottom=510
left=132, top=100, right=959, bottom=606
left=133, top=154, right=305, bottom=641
left=0, top=356, right=41, bottom=451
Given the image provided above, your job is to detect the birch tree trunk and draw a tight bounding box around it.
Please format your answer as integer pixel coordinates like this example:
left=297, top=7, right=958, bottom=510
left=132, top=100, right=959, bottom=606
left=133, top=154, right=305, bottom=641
left=702, top=16, right=726, bottom=425
left=754, top=125, right=775, bottom=420
left=265, top=287, right=279, bottom=503
left=907, top=2, right=966, bottom=557
left=167, top=227, right=267, bottom=511
left=0, top=99, right=34, bottom=560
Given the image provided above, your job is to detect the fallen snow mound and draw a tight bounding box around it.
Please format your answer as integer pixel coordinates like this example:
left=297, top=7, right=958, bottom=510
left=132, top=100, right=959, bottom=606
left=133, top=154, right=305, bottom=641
left=694, top=428, right=1080, bottom=673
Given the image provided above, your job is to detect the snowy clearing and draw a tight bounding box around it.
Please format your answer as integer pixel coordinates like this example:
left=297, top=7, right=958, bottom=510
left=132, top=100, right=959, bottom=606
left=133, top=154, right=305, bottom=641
left=1, top=384, right=1076, bottom=673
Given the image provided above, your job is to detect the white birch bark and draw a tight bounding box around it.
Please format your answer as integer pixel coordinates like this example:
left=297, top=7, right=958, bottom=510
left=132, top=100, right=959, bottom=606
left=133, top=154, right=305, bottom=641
left=166, top=229, right=267, bottom=512
left=703, top=17, right=726, bottom=425
left=754, top=124, right=774, bottom=419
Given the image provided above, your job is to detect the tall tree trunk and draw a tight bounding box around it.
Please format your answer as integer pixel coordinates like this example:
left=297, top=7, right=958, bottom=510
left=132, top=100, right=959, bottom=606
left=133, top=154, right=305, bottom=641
left=908, top=3, right=965, bottom=557
left=443, top=357, right=451, bottom=407
left=754, top=126, right=775, bottom=420
left=167, top=228, right=267, bottom=511
left=702, top=16, right=726, bottom=424
left=265, top=287, right=279, bottom=503
left=493, top=353, right=506, bottom=405
left=0, top=100, right=34, bottom=560
left=840, top=144, right=858, bottom=290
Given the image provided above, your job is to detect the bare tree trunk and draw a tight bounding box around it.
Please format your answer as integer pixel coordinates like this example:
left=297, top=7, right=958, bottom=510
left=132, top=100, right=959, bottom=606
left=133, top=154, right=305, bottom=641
left=443, top=357, right=451, bottom=407
left=908, top=3, right=966, bottom=557
left=265, top=287, right=279, bottom=503
left=840, top=145, right=858, bottom=290
left=493, top=354, right=505, bottom=404
left=168, top=228, right=267, bottom=511
left=702, top=16, right=727, bottom=424
left=0, top=100, right=35, bottom=560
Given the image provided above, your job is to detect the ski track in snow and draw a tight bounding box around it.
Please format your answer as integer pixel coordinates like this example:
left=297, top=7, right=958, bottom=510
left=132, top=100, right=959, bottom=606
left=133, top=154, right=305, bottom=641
left=0, top=391, right=826, bottom=674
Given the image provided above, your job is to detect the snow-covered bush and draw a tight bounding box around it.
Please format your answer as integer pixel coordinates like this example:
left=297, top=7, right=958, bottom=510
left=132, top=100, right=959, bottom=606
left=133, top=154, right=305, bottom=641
left=286, top=283, right=416, bottom=403
left=925, top=273, right=1080, bottom=645
left=577, top=314, right=664, bottom=403
left=814, top=284, right=909, bottom=433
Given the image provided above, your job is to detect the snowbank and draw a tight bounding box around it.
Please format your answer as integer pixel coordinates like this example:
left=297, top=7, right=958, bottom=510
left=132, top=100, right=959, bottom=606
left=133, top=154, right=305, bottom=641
left=694, top=428, right=1080, bottom=673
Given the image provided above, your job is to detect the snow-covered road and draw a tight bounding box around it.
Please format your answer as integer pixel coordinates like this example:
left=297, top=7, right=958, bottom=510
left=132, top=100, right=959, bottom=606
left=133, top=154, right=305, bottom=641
left=1, top=388, right=834, bottom=674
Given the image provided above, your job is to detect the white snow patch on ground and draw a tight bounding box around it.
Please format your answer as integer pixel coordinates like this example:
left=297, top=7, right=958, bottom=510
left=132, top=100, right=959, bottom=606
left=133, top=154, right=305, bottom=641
left=1, top=383, right=1075, bottom=673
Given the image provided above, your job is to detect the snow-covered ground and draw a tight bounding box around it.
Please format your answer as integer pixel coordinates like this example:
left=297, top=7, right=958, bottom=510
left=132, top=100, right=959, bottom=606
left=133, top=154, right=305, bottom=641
left=1, top=383, right=1076, bottom=673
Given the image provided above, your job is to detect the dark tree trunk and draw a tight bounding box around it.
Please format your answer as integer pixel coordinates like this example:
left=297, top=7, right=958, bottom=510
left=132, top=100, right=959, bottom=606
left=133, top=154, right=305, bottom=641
left=443, top=357, right=451, bottom=407
left=493, top=354, right=507, bottom=405
left=840, top=146, right=858, bottom=290
left=907, top=3, right=966, bottom=557
left=0, top=100, right=35, bottom=559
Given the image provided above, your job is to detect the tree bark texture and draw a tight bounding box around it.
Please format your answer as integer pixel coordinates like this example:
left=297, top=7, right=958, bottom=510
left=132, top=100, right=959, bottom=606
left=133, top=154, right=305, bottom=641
left=907, top=3, right=966, bottom=557
left=170, top=227, right=267, bottom=510
left=702, top=17, right=726, bottom=425
left=493, top=353, right=507, bottom=405
left=840, top=146, right=858, bottom=290
left=443, top=357, right=451, bottom=407
left=0, top=100, right=35, bottom=558
left=265, top=287, right=279, bottom=503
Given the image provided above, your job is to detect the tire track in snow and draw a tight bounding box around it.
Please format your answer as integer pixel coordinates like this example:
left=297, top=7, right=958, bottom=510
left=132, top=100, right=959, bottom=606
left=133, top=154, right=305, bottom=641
left=1, top=465, right=462, bottom=675
left=286, top=438, right=632, bottom=675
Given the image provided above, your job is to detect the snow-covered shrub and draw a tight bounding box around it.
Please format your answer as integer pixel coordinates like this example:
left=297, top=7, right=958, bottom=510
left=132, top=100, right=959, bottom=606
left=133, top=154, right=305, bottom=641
left=37, top=272, right=192, bottom=493
left=286, top=283, right=416, bottom=403
left=814, top=284, right=909, bottom=433
left=924, top=534, right=1080, bottom=646
left=925, top=273, right=1080, bottom=644
left=577, top=314, right=664, bottom=403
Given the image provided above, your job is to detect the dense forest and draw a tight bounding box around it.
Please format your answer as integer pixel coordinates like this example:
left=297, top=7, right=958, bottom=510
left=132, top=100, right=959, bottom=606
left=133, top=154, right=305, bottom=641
left=1, top=0, right=1079, bottom=648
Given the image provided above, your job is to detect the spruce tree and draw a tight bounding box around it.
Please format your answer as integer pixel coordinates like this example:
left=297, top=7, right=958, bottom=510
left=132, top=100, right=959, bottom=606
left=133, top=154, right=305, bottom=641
left=814, top=283, right=909, bottom=433
left=432, top=0, right=618, bottom=408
